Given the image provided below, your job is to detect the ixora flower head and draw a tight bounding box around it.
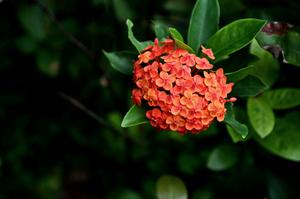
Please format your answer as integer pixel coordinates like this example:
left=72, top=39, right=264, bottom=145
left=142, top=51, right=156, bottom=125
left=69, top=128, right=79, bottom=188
left=131, top=38, right=236, bottom=134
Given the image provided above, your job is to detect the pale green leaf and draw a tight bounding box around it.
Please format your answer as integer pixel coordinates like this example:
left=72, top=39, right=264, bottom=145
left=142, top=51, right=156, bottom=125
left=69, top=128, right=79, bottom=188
left=121, top=105, right=148, bottom=127
left=156, top=175, right=188, bottom=199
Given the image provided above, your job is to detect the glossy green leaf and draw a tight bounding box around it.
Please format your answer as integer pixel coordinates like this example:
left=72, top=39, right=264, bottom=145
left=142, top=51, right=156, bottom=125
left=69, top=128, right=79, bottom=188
left=103, top=50, right=134, bottom=75
left=249, top=39, right=279, bottom=87
left=169, top=28, right=184, bottom=42
left=207, top=144, right=239, bottom=171
left=262, top=88, right=300, bottom=109
left=156, top=175, right=188, bottom=199
left=206, top=18, right=266, bottom=60
left=121, top=105, right=148, bottom=127
left=247, top=97, right=275, bottom=138
left=231, top=75, right=268, bottom=97
left=224, top=103, right=248, bottom=138
left=255, top=111, right=300, bottom=162
left=187, top=0, right=220, bottom=53
left=126, top=19, right=152, bottom=52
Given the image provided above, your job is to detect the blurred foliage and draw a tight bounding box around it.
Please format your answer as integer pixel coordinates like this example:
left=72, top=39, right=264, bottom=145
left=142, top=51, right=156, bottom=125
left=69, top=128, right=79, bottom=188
left=0, top=0, right=300, bottom=199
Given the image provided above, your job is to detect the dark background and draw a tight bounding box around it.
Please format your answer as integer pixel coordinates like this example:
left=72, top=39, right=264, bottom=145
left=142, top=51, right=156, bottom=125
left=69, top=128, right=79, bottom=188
left=1, top=0, right=300, bottom=198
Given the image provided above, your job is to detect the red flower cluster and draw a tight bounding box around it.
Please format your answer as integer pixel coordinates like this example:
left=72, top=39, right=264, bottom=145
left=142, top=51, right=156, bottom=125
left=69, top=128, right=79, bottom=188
left=132, top=38, right=236, bottom=134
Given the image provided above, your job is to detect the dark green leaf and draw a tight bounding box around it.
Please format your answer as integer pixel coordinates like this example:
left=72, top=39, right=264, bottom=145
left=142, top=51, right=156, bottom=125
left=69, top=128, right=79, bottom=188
left=103, top=50, right=134, bottom=75
left=169, top=28, right=184, bottom=42
left=226, top=65, right=254, bottom=82
left=18, top=5, right=47, bottom=40
left=153, top=21, right=169, bottom=41
left=126, top=19, right=152, bottom=52
left=231, top=75, right=268, bottom=97
left=224, top=103, right=248, bottom=139
left=207, top=144, right=239, bottom=171
left=206, top=18, right=266, bottom=61
left=187, top=0, right=220, bottom=53
left=255, top=111, right=300, bottom=162
left=226, top=125, right=244, bottom=143
left=156, top=175, right=188, bottom=199
left=247, top=97, right=275, bottom=138
left=262, top=88, right=300, bottom=109
left=121, top=105, right=148, bottom=127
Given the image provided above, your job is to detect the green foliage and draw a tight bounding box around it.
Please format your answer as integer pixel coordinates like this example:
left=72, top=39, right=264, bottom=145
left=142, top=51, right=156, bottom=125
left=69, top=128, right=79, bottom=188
left=121, top=105, right=148, bottom=127
left=169, top=28, right=184, bottom=42
left=255, top=112, right=300, bottom=161
left=103, top=50, right=134, bottom=75
left=169, top=28, right=195, bottom=53
left=231, top=75, right=268, bottom=97
left=18, top=5, right=47, bottom=40
left=249, top=39, right=280, bottom=87
left=126, top=19, right=152, bottom=52
left=247, top=97, right=275, bottom=138
left=207, top=144, right=239, bottom=171
left=224, top=103, right=248, bottom=139
left=206, top=18, right=266, bottom=61
left=153, top=21, right=169, bottom=41
left=187, top=0, right=220, bottom=53
left=257, top=30, right=300, bottom=67
left=156, top=175, right=188, bottom=199
left=262, top=88, right=300, bottom=109
left=2, top=0, right=300, bottom=198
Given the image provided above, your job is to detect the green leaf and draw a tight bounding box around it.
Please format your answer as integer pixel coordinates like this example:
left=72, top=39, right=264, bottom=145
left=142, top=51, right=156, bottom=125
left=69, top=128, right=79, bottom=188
left=255, top=111, right=300, bottom=162
left=226, top=125, right=244, bottom=143
left=121, top=105, right=148, bottom=127
left=169, top=28, right=184, bottom=42
left=18, top=5, right=47, bottom=40
left=226, top=65, right=254, bottom=82
left=169, top=28, right=195, bottom=53
left=153, top=21, right=169, bottom=41
left=247, top=97, right=275, bottom=138
left=156, top=175, right=188, bottom=199
left=173, top=39, right=195, bottom=54
left=103, top=50, right=134, bottom=75
left=282, top=31, right=300, bottom=66
left=207, top=144, right=239, bottom=171
left=231, top=75, right=268, bottom=97
left=249, top=39, right=279, bottom=87
left=224, top=103, right=248, bottom=138
left=256, top=30, right=300, bottom=67
left=262, top=88, right=300, bottom=110
left=188, top=0, right=220, bottom=53
left=126, top=19, right=152, bottom=52
left=206, top=18, right=266, bottom=61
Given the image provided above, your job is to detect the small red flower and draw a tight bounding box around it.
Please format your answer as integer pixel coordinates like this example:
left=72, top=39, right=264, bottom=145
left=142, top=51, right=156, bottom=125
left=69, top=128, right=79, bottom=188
left=201, top=45, right=215, bottom=60
left=131, top=39, right=235, bottom=134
